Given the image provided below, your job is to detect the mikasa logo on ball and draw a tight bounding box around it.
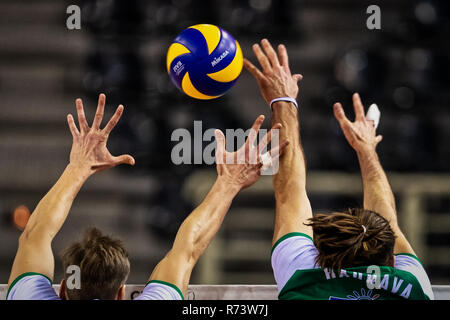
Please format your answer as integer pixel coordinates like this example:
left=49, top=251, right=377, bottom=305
left=211, top=50, right=229, bottom=67
left=173, top=61, right=185, bottom=76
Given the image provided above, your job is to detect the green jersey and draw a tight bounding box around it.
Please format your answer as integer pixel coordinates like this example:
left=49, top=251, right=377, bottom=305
left=271, top=233, right=434, bottom=300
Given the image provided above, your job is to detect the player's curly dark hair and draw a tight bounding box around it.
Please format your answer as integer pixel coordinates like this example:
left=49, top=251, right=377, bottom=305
left=62, top=227, right=130, bottom=300
left=305, top=208, right=396, bottom=272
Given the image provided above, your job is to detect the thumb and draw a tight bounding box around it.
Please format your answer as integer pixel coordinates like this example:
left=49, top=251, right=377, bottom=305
left=375, top=135, right=383, bottom=144
left=113, top=154, right=135, bottom=166
left=292, top=74, right=303, bottom=82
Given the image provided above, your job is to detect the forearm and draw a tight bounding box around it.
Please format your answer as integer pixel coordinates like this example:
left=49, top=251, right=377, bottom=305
left=24, top=164, right=90, bottom=240
left=357, top=149, right=397, bottom=224
left=174, top=178, right=239, bottom=261
left=9, top=164, right=90, bottom=285
left=271, top=102, right=312, bottom=242
left=149, top=178, right=239, bottom=293
left=272, top=102, right=306, bottom=194
left=356, top=150, right=415, bottom=254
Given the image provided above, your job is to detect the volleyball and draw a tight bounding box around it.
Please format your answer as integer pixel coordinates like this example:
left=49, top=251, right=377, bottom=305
left=166, top=24, right=243, bottom=100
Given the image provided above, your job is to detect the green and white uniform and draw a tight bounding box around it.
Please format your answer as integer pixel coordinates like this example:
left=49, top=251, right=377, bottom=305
left=271, top=233, right=434, bottom=300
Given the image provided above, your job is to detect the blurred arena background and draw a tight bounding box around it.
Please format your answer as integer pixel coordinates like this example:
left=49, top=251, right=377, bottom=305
left=0, top=0, right=449, bottom=286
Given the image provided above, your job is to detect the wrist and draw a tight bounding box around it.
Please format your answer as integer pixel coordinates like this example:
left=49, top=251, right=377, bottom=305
left=271, top=100, right=299, bottom=119
left=66, top=163, right=92, bottom=181
left=215, top=176, right=241, bottom=196
left=356, top=148, right=378, bottom=162
left=270, top=97, right=298, bottom=111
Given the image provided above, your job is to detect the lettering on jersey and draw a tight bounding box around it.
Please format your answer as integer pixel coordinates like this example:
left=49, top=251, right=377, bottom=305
left=379, top=274, right=389, bottom=290
left=391, top=277, right=404, bottom=294
left=323, top=268, right=415, bottom=299
left=339, top=269, right=349, bottom=278
left=400, top=284, right=413, bottom=299
left=324, top=268, right=336, bottom=280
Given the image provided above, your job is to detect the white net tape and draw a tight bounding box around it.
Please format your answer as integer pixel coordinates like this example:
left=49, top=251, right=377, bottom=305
left=1, top=284, right=449, bottom=300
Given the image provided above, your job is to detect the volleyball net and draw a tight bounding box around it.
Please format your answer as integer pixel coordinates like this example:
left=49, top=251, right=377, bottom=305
left=1, top=284, right=449, bottom=300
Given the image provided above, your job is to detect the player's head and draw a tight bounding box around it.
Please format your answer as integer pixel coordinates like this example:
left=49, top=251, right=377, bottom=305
left=59, top=227, right=130, bottom=300
left=306, top=208, right=396, bottom=271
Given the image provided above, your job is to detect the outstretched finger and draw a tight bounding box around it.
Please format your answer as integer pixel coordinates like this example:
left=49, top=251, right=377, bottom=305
left=277, top=44, right=290, bottom=72
left=67, top=114, right=80, bottom=137
left=103, top=105, right=124, bottom=135
left=252, top=43, right=272, bottom=74
left=214, top=129, right=226, bottom=164
left=258, top=139, right=289, bottom=172
left=92, top=93, right=106, bottom=130
left=352, top=93, right=366, bottom=121
left=247, top=115, right=265, bottom=148
left=76, top=98, right=89, bottom=132
left=258, top=123, right=282, bottom=153
left=269, top=139, right=290, bottom=158
left=376, top=135, right=383, bottom=144
left=113, top=154, right=135, bottom=166
left=244, top=58, right=266, bottom=82
left=333, top=103, right=351, bottom=126
left=293, top=74, right=303, bottom=82
left=261, top=39, right=280, bottom=69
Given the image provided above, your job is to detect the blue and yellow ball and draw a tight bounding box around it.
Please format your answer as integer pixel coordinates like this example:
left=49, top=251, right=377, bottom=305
left=166, top=24, right=243, bottom=100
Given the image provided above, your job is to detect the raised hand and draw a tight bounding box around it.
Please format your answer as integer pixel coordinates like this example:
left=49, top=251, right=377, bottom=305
left=67, top=93, right=135, bottom=175
left=214, top=115, right=289, bottom=190
left=333, top=93, right=383, bottom=154
left=244, top=39, right=303, bottom=105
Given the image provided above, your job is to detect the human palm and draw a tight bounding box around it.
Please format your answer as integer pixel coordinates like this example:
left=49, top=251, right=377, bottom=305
left=67, top=94, right=135, bottom=175
left=215, top=115, right=289, bottom=190
left=333, top=93, right=382, bottom=154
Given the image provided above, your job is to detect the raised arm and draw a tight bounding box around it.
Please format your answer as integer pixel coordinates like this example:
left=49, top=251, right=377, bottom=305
left=333, top=93, right=415, bottom=255
left=244, top=39, right=313, bottom=244
left=8, top=94, right=134, bottom=286
left=149, top=115, right=288, bottom=296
